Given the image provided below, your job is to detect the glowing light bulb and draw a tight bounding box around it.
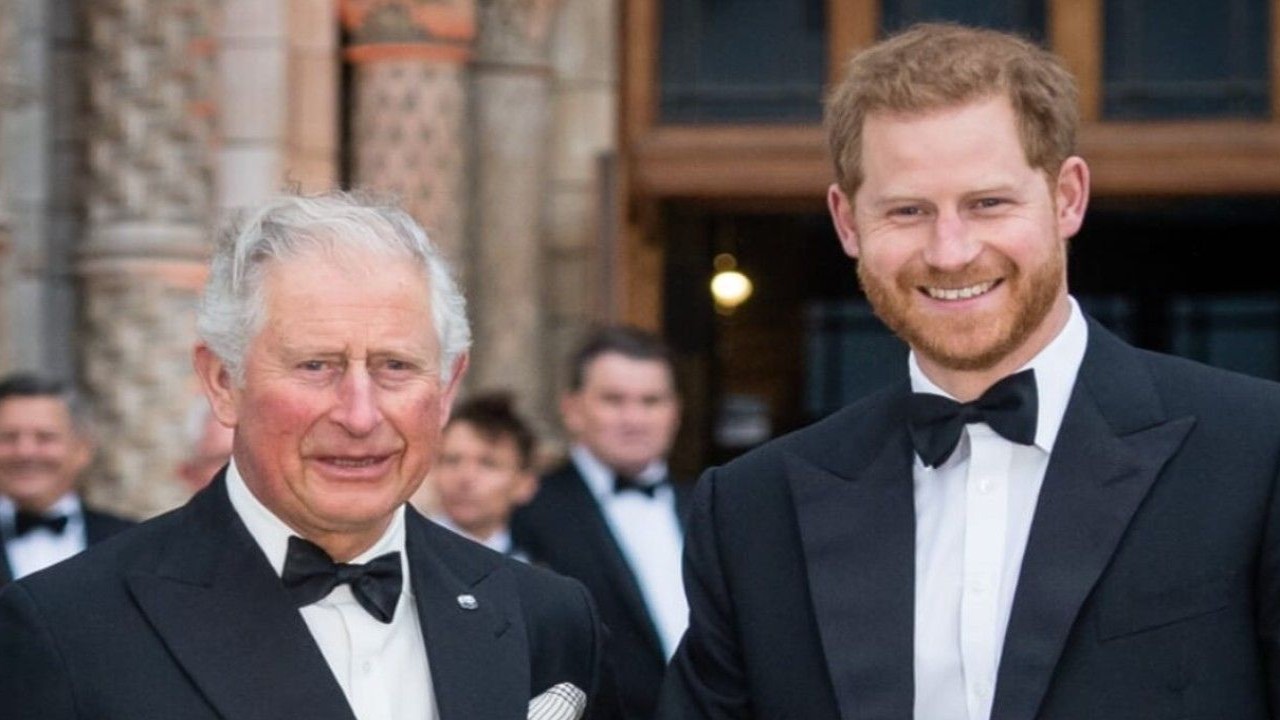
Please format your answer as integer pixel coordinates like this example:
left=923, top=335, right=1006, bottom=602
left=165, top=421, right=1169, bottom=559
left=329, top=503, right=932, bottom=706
left=710, top=254, right=753, bottom=313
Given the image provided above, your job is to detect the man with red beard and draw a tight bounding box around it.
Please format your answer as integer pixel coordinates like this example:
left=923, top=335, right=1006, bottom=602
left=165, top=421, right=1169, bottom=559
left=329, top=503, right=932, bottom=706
left=659, top=23, right=1280, bottom=720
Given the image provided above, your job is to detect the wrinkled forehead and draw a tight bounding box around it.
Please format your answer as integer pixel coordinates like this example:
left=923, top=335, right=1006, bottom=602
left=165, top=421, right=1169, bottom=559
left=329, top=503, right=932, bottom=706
left=252, top=248, right=440, bottom=356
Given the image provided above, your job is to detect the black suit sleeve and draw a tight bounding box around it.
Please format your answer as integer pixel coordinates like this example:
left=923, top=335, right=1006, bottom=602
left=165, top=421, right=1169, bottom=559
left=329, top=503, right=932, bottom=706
left=658, top=467, right=752, bottom=719
left=1259, top=463, right=1280, bottom=715
left=578, top=580, right=627, bottom=720
left=0, top=583, right=78, bottom=719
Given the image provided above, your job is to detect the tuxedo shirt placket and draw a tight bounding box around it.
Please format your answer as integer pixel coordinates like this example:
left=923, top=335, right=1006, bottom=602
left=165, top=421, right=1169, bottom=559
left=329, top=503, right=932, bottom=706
left=225, top=461, right=437, bottom=720
left=303, top=566, right=432, bottom=720
left=960, top=426, right=1013, bottom=720
left=571, top=445, right=689, bottom=659
left=0, top=493, right=85, bottom=580
left=911, top=297, right=1088, bottom=720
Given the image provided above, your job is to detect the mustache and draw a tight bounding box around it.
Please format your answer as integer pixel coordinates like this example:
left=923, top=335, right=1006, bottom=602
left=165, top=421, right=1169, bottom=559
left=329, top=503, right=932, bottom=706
left=907, top=263, right=1012, bottom=288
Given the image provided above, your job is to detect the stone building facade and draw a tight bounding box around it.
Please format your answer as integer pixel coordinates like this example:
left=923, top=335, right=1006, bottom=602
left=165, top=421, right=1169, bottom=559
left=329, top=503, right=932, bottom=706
left=0, top=0, right=619, bottom=518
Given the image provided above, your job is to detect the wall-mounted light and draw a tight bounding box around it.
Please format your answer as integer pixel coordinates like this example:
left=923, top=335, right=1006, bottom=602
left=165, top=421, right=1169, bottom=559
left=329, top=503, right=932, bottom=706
left=710, top=253, right=753, bottom=314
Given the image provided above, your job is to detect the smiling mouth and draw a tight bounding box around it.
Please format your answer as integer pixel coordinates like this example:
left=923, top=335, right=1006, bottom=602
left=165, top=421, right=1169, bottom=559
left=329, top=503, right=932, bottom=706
left=922, top=279, right=999, bottom=301
left=318, top=455, right=392, bottom=469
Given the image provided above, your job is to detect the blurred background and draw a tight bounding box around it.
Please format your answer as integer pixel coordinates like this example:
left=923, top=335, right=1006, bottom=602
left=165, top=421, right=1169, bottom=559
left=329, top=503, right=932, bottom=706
left=1, top=0, right=1277, bottom=517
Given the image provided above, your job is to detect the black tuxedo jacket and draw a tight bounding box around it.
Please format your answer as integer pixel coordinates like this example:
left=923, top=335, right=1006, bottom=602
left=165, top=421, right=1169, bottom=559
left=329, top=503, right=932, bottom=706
left=659, top=320, right=1280, bottom=720
left=513, top=461, right=692, bottom=720
left=0, top=502, right=134, bottom=586
left=0, top=473, right=619, bottom=720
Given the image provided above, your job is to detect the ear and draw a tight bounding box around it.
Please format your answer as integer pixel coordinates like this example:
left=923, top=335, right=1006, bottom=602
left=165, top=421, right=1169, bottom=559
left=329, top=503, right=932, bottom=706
left=1054, top=156, right=1090, bottom=240
left=67, top=429, right=95, bottom=479
left=439, top=353, right=470, bottom=425
left=511, top=471, right=538, bottom=506
left=559, top=391, right=583, bottom=436
left=827, top=183, right=861, bottom=259
left=193, top=343, right=240, bottom=427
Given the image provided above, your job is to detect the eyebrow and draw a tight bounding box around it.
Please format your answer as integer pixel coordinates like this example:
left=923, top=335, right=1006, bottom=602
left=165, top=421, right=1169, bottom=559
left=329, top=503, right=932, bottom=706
left=867, top=183, right=1024, bottom=209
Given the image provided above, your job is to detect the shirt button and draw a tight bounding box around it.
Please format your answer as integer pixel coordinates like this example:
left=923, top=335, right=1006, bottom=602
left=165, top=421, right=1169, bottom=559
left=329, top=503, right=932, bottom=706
left=973, top=682, right=991, bottom=699
left=362, top=660, right=373, bottom=673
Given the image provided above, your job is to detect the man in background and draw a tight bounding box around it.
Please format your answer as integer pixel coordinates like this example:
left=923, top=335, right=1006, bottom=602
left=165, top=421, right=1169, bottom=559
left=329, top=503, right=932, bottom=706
left=419, top=391, right=537, bottom=560
left=514, top=325, right=689, bottom=720
left=176, top=399, right=234, bottom=492
left=0, top=372, right=133, bottom=587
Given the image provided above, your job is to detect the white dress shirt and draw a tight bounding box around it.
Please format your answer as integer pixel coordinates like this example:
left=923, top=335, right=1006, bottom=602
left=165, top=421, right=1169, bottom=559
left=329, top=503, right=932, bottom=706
left=911, top=297, right=1088, bottom=720
left=226, top=461, right=436, bottom=720
left=429, top=515, right=527, bottom=562
left=1, top=493, right=86, bottom=579
left=572, top=445, right=688, bottom=659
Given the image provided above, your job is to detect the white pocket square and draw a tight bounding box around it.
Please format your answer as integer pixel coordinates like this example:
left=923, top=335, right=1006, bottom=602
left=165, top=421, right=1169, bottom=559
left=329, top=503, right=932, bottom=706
left=527, top=681, right=586, bottom=720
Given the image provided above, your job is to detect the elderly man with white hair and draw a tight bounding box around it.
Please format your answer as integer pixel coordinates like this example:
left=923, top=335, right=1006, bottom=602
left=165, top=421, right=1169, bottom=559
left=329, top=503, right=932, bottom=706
left=0, top=191, right=617, bottom=720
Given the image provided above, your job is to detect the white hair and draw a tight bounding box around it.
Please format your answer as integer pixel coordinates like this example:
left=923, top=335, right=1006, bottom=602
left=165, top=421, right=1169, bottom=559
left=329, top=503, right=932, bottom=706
left=196, top=191, right=471, bottom=383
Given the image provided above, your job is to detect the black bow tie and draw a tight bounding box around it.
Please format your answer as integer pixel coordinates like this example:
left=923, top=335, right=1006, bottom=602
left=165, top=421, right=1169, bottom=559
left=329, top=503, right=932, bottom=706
left=908, top=369, right=1038, bottom=468
left=281, top=536, right=403, bottom=623
left=614, top=473, right=663, bottom=498
left=14, top=510, right=70, bottom=537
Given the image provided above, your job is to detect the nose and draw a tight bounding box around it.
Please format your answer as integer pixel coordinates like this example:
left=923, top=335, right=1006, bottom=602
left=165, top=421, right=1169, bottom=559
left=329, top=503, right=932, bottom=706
left=11, top=433, right=39, bottom=456
left=921, top=207, right=981, bottom=271
left=618, top=401, right=649, bottom=428
left=330, top=365, right=383, bottom=436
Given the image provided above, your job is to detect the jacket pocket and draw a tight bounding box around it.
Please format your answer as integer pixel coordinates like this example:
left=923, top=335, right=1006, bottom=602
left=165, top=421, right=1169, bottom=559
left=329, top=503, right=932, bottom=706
left=1096, top=572, right=1232, bottom=641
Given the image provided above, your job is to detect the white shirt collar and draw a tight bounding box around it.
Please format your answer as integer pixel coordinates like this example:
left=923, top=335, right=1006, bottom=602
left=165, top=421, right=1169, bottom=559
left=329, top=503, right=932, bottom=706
left=570, top=444, right=669, bottom=501
left=0, top=492, right=83, bottom=523
left=909, top=295, right=1089, bottom=454
left=428, top=514, right=514, bottom=555
left=224, top=458, right=412, bottom=596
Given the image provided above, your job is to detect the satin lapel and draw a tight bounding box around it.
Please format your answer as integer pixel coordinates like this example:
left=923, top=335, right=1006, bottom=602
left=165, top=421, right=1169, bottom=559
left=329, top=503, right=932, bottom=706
left=790, top=424, right=917, bottom=720
left=127, top=478, right=356, bottom=720
left=673, top=481, right=693, bottom=532
left=84, top=510, right=110, bottom=544
left=409, top=514, right=528, bottom=720
left=990, top=377, right=1194, bottom=720
left=0, top=543, right=12, bottom=586
left=563, top=470, right=665, bottom=659
left=83, top=509, right=126, bottom=545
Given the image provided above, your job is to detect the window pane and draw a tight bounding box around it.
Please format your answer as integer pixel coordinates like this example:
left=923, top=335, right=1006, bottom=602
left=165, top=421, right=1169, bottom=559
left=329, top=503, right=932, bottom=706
left=659, top=0, right=827, bottom=123
left=1104, top=0, right=1269, bottom=119
left=880, top=0, right=1045, bottom=40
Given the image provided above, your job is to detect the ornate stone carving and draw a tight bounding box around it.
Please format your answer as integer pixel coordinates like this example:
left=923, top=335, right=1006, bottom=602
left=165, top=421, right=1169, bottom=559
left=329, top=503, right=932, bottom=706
left=86, top=0, right=217, bottom=227
left=342, top=0, right=475, bottom=273
left=341, top=0, right=475, bottom=59
left=79, top=0, right=219, bottom=517
left=78, top=248, right=208, bottom=516
left=350, top=61, right=467, bottom=264
left=475, top=0, right=558, bottom=65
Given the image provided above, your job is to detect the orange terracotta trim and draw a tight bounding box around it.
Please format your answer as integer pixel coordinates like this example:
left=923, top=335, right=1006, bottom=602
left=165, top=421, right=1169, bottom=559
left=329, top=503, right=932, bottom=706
left=411, top=7, right=476, bottom=42
left=345, top=43, right=472, bottom=64
left=339, top=1, right=475, bottom=42
left=187, top=99, right=217, bottom=120
left=188, top=37, right=217, bottom=57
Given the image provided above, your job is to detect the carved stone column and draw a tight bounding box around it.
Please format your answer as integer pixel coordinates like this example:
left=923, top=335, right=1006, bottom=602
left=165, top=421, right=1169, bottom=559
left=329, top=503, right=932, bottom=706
left=469, top=0, right=560, bottom=435
left=0, top=0, right=11, bottom=369
left=79, top=0, right=219, bottom=517
left=340, top=0, right=475, bottom=275
left=543, top=0, right=618, bottom=452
